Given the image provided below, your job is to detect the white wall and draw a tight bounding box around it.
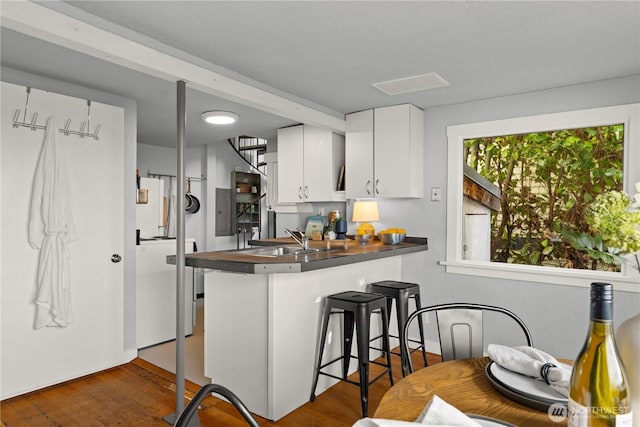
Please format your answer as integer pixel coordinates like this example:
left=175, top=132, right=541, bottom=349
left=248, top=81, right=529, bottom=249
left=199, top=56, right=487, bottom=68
left=0, top=79, right=137, bottom=398
left=393, top=75, right=640, bottom=359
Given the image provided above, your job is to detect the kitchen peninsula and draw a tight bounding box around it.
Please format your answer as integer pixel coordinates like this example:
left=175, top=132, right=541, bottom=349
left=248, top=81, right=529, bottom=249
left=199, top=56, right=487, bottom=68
left=170, top=237, right=427, bottom=420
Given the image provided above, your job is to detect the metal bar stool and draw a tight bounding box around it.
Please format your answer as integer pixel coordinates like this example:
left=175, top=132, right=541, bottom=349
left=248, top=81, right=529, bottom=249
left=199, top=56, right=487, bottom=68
left=309, top=291, right=394, bottom=418
left=368, top=280, right=427, bottom=377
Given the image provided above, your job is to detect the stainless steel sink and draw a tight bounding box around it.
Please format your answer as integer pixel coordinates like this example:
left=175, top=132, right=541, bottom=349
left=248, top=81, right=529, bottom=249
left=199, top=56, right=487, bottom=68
left=237, top=246, right=324, bottom=257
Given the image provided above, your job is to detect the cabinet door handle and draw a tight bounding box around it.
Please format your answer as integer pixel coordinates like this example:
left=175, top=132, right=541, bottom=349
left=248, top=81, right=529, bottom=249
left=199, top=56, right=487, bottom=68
left=304, top=185, right=309, bottom=199
left=366, top=180, right=372, bottom=195
left=375, top=179, right=380, bottom=195
left=298, top=186, right=303, bottom=200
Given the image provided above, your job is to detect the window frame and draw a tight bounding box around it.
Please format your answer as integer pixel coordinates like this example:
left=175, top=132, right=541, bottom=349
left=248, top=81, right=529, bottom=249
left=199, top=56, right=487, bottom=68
left=445, top=104, right=640, bottom=292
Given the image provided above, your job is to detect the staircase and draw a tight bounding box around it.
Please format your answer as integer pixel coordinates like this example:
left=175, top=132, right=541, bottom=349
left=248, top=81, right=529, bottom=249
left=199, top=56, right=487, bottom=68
left=228, top=135, right=267, bottom=176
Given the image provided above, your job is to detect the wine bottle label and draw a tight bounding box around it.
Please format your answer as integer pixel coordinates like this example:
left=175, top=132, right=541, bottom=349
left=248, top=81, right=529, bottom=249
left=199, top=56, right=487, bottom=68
left=569, top=399, right=633, bottom=427
left=568, top=399, right=588, bottom=427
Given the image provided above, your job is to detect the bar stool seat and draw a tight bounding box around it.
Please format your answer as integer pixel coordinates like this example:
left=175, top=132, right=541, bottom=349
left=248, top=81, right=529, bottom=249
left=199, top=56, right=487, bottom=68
left=368, top=280, right=428, bottom=377
left=309, top=291, right=394, bottom=418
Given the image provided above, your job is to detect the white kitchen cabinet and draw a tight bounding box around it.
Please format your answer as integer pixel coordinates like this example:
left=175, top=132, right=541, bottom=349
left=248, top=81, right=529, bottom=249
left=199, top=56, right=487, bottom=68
left=277, top=125, right=304, bottom=203
left=345, top=104, right=424, bottom=198
left=345, top=109, right=375, bottom=197
left=277, top=124, right=345, bottom=203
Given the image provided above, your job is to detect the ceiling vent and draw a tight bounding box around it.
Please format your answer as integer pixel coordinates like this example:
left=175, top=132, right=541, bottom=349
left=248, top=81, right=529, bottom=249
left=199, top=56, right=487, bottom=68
left=372, top=72, right=450, bottom=96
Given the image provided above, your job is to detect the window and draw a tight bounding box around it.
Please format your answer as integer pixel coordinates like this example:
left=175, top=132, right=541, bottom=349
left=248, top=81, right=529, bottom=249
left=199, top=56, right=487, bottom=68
left=446, top=104, right=640, bottom=292
left=464, top=125, right=624, bottom=270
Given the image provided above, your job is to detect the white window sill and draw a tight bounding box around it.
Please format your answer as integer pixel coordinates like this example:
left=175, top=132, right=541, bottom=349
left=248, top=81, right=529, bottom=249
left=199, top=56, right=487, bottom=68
left=441, top=260, right=640, bottom=293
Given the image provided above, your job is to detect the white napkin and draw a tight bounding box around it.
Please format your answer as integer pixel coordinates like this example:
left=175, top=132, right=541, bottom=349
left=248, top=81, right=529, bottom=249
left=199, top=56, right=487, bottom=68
left=487, top=344, right=571, bottom=397
left=417, top=395, right=483, bottom=426
left=352, top=395, right=482, bottom=426
left=352, top=420, right=427, bottom=427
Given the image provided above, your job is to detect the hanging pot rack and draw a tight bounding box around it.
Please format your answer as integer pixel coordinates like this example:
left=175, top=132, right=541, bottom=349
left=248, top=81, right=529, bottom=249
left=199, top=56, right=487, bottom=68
left=146, top=170, right=206, bottom=182
left=12, top=86, right=101, bottom=140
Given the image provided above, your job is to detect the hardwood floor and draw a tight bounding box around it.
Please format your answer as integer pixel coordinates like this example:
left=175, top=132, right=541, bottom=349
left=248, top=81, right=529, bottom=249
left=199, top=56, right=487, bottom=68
left=1, top=350, right=441, bottom=427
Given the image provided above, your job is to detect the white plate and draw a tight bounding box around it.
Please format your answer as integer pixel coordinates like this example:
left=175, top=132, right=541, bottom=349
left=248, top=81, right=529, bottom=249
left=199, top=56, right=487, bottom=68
left=485, top=361, right=568, bottom=411
left=469, top=414, right=517, bottom=426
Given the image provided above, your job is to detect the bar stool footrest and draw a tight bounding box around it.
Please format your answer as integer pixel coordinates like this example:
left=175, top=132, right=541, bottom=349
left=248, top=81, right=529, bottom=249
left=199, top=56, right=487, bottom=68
left=317, top=368, right=392, bottom=388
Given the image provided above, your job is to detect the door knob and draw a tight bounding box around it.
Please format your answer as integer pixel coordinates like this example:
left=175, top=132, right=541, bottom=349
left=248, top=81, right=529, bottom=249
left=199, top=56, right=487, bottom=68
left=111, top=254, right=122, bottom=263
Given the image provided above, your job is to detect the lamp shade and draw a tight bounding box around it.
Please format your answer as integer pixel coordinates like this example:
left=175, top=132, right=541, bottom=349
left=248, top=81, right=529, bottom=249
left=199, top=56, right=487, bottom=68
left=352, top=200, right=380, bottom=222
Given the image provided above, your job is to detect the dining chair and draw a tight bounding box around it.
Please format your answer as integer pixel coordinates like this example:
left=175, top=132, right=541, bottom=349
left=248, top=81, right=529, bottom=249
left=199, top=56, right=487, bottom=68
left=173, top=383, right=260, bottom=427
left=401, top=303, right=534, bottom=374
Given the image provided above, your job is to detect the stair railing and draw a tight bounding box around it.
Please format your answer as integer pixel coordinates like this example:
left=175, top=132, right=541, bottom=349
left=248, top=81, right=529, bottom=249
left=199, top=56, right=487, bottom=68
left=228, top=136, right=267, bottom=176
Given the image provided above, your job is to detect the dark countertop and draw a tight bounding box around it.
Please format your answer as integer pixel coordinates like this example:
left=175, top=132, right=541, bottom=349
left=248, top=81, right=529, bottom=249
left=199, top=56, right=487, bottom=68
left=168, top=236, right=428, bottom=274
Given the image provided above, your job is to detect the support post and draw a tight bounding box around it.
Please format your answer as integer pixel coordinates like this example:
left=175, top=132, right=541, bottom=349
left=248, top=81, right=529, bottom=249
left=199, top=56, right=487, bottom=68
left=163, top=81, right=199, bottom=426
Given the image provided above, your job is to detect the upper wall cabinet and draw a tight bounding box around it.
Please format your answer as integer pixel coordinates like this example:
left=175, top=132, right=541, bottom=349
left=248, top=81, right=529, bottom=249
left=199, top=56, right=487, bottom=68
left=345, top=104, right=424, bottom=198
left=277, top=124, right=345, bottom=203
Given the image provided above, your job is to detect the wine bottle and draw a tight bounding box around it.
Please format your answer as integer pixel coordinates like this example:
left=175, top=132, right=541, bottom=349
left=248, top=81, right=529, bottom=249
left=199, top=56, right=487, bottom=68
left=568, top=282, right=633, bottom=427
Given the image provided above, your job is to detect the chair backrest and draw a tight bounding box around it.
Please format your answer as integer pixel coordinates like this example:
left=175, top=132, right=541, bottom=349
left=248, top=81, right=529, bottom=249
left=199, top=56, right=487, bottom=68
left=174, top=383, right=260, bottom=427
left=402, top=303, right=533, bottom=374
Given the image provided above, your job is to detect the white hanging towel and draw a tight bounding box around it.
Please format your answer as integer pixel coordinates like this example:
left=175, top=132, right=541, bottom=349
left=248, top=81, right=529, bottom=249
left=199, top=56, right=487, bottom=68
left=28, top=116, right=78, bottom=329
left=167, top=176, right=177, bottom=238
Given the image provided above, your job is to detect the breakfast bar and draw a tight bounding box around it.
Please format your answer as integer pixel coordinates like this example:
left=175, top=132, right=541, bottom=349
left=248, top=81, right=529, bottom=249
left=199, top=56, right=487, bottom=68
left=171, top=237, right=427, bottom=421
left=175, top=237, right=428, bottom=273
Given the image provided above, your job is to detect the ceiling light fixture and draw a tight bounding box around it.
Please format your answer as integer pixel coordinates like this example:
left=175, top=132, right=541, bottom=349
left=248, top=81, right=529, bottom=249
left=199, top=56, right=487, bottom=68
left=201, top=111, right=239, bottom=125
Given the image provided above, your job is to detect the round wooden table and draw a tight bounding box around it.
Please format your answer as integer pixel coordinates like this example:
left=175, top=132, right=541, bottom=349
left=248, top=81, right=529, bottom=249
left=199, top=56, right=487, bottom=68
left=374, top=357, right=563, bottom=427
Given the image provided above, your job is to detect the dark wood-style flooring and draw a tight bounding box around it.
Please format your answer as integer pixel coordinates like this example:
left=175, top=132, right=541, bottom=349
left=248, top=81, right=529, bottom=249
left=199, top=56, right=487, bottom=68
left=1, top=350, right=441, bottom=427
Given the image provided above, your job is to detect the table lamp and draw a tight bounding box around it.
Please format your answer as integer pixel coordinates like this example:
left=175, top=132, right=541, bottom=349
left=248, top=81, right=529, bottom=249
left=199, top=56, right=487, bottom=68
left=352, top=200, right=380, bottom=238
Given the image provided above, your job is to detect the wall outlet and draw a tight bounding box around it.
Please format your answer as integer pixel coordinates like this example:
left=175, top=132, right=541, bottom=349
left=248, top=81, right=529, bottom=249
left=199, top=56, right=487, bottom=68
left=431, top=187, right=442, bottom=202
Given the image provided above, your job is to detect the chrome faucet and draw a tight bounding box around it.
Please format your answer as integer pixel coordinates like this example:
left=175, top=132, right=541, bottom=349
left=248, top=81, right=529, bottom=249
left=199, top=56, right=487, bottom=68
left=285, top=228, right=309, bottom=250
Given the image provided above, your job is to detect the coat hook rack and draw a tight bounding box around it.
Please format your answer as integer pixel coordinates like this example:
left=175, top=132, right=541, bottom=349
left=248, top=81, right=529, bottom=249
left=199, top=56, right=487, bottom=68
left=12, top=86, right=101, bottom=140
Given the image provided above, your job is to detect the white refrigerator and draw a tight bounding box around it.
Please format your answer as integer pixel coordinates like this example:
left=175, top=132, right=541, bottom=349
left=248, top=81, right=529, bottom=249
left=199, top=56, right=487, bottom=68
left=136, top=238, right=195, bottom=349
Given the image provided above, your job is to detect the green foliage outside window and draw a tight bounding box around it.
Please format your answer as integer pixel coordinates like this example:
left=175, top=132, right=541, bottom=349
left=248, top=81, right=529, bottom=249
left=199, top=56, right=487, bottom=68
left=563, top=190, right=640, bottom=267
left=465, top=125, right=624, bottom=271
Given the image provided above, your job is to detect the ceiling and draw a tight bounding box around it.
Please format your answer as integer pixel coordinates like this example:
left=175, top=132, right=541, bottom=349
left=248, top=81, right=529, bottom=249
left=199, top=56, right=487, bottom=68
left=1, top=1, right=639, bottom=148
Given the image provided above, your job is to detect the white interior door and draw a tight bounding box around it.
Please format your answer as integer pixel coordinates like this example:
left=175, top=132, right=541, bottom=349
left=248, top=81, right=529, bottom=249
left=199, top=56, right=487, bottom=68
left=0, top=82, right=130, bottom=399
